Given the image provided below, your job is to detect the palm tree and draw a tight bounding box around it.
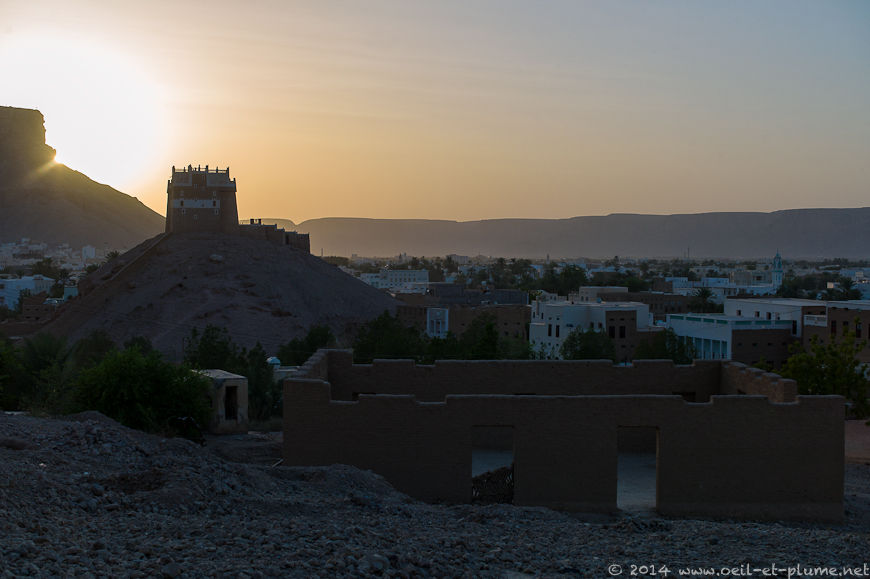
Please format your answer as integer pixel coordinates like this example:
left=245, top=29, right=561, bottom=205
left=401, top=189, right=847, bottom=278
left=689, top=288, right=720, bottom=313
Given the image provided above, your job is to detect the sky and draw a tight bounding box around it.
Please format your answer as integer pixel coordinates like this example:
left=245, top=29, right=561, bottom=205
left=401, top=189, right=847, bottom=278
left=2, top=1, right=869, bottom=223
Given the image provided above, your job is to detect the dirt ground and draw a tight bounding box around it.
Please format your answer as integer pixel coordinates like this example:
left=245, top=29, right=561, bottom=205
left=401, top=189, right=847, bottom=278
left=204, top=431, right=283, bottom=466
left=845, top=420, right=870, bottom=463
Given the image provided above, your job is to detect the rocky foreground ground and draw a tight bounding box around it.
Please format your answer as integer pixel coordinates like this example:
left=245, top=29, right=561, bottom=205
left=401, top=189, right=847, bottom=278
left=1, top=412, right=869, bottom=578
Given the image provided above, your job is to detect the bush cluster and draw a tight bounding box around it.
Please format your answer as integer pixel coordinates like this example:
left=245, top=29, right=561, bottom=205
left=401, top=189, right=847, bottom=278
left=0, top=331, right=210, bottom=433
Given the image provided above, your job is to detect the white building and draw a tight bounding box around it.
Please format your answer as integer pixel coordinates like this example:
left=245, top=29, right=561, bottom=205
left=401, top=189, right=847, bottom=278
left=426, top=307, right=449, bottom=338
left=359, top=269, right=429, bottom=293
left=667, top=313, right=793, bottom=362
left=571, top=286, right=628, bottom=303
left=723, top=297, right=823, bottom=337
left=0, top=275, right=54, bottom=310
left=529, top=300, right=650, bottom=359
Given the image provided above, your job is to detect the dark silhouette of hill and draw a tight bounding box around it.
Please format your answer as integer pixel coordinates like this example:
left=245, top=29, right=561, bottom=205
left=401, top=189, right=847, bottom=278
left=0, top=106, right=164, bottom=249
left=43, top=232, right=397, bottom=359
left=262, top=209, right=870, bottom=259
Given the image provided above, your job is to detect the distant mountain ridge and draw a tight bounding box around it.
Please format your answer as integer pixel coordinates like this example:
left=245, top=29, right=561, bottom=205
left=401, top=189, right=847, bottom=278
left=0, top=106, right=164, bottom=249
left=258, top=208, right=870, bottom=259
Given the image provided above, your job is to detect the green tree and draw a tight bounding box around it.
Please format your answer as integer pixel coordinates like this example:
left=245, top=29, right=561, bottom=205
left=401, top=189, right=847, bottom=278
left=30, top=257, right=65, bottom=281
left=560, top=328, right=616, bottom=361
left=837, top=277, right=862, bottom=301
left=240, top=342, right=280, bottom=421
left=0, top=336, right=25, bottom=410
left=18, top=333, right=74, bottom=412
left=70, top=330, right=117, bottom=372
left=352, top=312, right=427, bottom=363
left=633, top=328, right=695, bottom=364
left=779, top=328, right=869, bottom=418
left=184, top=325, right=278, bottom=420
left=277, top=325, right=335, bottom=366
left=74, top=346, right=210, bottom=432
left=497, top=335, right=533, bottom=360
left=458, top=315, right=500, bottom=360
left=184, top=326, right=240, bottom=370
left=689, top=288, right=722, bottom=313
left=425, top=333, right=463, bottom=362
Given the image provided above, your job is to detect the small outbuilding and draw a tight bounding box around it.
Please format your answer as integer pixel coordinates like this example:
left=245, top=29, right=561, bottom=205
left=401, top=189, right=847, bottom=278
left=199, top=369, right=249, bottom=434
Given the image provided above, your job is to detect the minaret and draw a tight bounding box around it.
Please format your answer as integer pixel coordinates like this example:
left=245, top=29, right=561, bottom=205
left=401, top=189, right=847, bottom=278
left=772, top=250, right=783, bottom=288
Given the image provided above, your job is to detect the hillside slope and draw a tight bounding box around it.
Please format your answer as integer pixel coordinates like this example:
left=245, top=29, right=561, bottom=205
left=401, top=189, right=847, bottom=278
left=0, top=106, right=164, bottom=249
left=44, top=232, right=397, bottom=359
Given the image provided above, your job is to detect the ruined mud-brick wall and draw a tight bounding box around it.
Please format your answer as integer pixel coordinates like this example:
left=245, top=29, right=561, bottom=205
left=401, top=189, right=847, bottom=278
left=319, top=350, right=723, bottom=402
left=720, top=362, right=798, bottom=403
left=284, top=351, right=844, bottom=522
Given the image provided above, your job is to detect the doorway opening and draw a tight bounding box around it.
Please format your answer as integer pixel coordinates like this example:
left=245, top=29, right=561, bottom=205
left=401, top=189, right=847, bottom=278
left=224, top=386, right=238, bottom=421
left=617, top=426, right=658, bottom=512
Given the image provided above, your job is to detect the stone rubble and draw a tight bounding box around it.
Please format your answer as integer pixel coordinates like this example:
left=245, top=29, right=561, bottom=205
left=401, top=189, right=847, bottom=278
left=1, top=411, right=868, bottom=578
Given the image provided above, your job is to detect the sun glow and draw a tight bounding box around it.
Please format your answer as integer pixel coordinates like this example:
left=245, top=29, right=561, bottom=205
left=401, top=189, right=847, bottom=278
left=0, top=31, right=165, bottom=192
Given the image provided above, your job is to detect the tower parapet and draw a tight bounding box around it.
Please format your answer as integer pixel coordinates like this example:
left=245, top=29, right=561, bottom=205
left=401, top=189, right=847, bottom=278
left=166, top=164, right=239, bottom=235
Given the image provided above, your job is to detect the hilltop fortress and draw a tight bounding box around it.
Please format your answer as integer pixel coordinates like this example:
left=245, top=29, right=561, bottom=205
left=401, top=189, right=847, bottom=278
left=166, top=164, right=310, bottom=251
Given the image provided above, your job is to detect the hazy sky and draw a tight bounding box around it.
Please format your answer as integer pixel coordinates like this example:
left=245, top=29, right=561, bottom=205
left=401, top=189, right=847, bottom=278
left=2, top=1, right=869, bottom=222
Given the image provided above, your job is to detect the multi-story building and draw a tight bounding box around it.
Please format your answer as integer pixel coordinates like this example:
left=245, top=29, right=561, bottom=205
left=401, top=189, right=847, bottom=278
left=165, top=165, right=310, bottom=252
left=802, top=300, right=870, bottom=364
left=529, top=300, right=651, bottom=361
left=398, top=304, right=530, bottom=340
left=396, top=283, right=530, bottom=340
left=360, top=269, right=429, bottom=293
left=723, top=297, right=826, bottom=337
left=165, top=165, right=240, bottom=235
left=0, top=275, right=54, bottom=310
left=597, top=290, right=689, bottom=322
left=571, top=286, right=628, bottom=303
left=667, top=313, right=795, bottom=368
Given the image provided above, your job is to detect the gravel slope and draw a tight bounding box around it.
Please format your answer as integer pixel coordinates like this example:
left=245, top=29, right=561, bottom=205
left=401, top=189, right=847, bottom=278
left=43, top=232, right=397, bottom=359
left=1, top=412, right=868, bottom=578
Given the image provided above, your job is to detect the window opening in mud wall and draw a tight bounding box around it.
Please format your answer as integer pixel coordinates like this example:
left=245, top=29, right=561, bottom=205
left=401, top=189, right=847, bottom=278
left=471, top=426, right=514, bottom=504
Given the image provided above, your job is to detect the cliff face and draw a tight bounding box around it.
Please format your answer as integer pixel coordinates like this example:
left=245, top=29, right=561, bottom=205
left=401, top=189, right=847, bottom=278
left=0, top=106, right=56, bottom=180
left=0, top=106, right=164, bottom=249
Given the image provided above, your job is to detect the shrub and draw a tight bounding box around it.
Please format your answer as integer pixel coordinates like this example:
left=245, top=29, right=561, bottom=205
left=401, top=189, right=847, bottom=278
left=73, top=346, right=210, bottom=432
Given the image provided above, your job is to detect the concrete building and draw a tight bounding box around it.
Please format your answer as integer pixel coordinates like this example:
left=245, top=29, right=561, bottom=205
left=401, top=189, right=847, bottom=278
left=199, top=369, right=249, bottom=434
left=667, top=314, right=796, bottom=368
left=20, top=293, right=59, bottom=324
left=571, top=286, right=628, bottom=303
left=398, top=303, right=530, bottom=340
left=803, top=300, right=870, bottom=364
left=597, top=290, right=689, bottom=322
left=0, top=275, right=54, bottom=310
left=529, top=300, right=651, bottom=361
left=360, top=269, right=429, bottom=293
left=283, top=349, right=844, bottom=522
left=723, top=297, right=826, bottom=337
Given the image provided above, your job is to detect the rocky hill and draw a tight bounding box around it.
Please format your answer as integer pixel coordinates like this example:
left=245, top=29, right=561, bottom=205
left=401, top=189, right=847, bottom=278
left=43, top=232, right=397, bottom=359
left=0, top=106, right=164, bottom=249
left=262, top=208, right=870, bottom=260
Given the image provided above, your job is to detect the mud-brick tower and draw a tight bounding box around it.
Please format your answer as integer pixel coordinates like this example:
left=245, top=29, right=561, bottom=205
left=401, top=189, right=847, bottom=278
left=165, top=165, right=239, bottom=234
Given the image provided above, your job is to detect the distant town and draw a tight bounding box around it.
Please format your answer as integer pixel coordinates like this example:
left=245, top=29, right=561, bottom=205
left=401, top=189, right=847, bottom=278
left=3, top=236, right=870, bottom=373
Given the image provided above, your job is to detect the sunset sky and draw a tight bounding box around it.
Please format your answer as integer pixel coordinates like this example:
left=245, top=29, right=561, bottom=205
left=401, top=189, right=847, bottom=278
left=2, top=1, right=868, bottom=223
